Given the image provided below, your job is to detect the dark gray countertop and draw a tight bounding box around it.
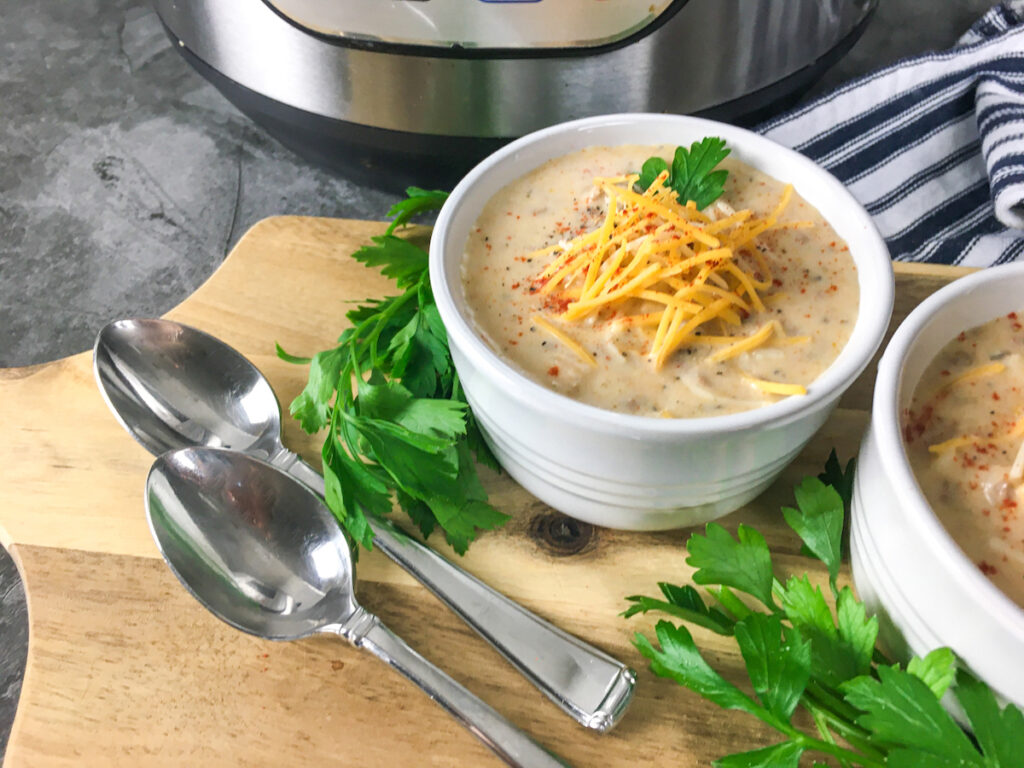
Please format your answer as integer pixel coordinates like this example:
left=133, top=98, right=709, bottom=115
left=0, top=0, right=994, bottom=761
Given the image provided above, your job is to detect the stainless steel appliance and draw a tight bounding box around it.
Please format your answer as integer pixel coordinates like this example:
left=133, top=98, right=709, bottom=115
left=155, top=0, right=876, bottom=189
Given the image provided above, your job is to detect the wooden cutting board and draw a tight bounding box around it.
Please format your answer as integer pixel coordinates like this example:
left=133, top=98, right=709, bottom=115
left=0, top=217, right=973, bottom=767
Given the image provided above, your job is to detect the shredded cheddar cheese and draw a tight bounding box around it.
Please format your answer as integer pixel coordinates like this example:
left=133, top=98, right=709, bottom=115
left=710, top=322, right=775, bottom=363
left=775, top=336, right=812, bottom=347
left=531, top=314, right=597, bottom=367
left=946, top=362, right=1006, bottom=388
left=528, top=173, right=803, bottom=378
left=928, top=435, right=980, bottom=455
left=743, top=374, right=808, bottom=397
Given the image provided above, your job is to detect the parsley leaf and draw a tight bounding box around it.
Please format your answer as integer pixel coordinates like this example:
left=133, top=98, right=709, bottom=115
left=687, top=522, right=776, bottom=609
left=835, top=586, right=878, bottom=679
left=780, top=576, right=875, bottom=689
left=733, top=613, right=811, bottom=722
left=277, top=190, right=506, bottom=553
left=356, top=376, right=466, bottom=438
left=321, top=429, right=389, bottom=549
left=780, top=575, right=847, bottom=688
left=906, top=647, right=956, bottom=701
left=779, top=575, right=833, bottom=635
left=638, top=138, right=730, bottom=210
left=637, top=156, right=670, bottom=194
left=387, top=302, right=452, bottom=397
left=782, top=477, right=844, bottom=592
left=273, top=342, right=310, bottom=365
left=355, top=419, right=459, bottom=494
left=428, top=442, right=507, bottom=554
left=818, top=448, right=856, bottom=510
left=289, top=346, right=349, bottom=432
left=842, top=665, right=980, bottom=762
left=622, top=583, right=734, bottom=636
left=713, top=742, right=803, bottom=768
left=353, top=235, right=430, bottom=289
left=436, top=498, right=508, bottom=556
left=954, top=668, right=1024, bottom=767
left=885, top=751, right=968, bottom=768
left=384, top=187, right=448, bottom=236
left=634, top=620, right=778, bottom=725
left=706, top=585, right=754, bottom=622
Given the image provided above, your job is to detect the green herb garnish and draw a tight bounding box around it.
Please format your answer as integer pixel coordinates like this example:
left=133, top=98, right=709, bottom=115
left=638, top=137, right=730, bottom=210
left=383, top=186, right=450, bottom=237
left=279, top=187, right=506, bottom=554
left=625, top=450, right=1024, bottom=767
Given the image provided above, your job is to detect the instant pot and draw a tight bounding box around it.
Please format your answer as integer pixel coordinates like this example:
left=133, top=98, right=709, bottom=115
left=155, top=0, right=877, bottom=189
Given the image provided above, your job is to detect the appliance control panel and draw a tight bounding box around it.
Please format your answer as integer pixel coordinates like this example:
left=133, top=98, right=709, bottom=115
left=264, top=0, right=677, bottom=50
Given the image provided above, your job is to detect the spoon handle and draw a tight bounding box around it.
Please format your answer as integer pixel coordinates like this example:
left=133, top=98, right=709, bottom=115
left=341, top=609, right=570, bottom=768
left=282, top=454, right=634, bottom=732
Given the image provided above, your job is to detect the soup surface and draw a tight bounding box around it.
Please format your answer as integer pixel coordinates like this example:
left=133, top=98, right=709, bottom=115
left=461, top=144, right=859, bottom=417
left=903, top=311, right=1024, bottom=607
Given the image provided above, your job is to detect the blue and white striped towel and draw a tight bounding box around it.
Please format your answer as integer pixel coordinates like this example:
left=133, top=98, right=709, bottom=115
left=759, top=2, right=1024, bottom=267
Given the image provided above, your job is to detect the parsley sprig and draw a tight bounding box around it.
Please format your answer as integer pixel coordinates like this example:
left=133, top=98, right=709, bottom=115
left=625, top=451, right=1024, bottom=767
left=638, top=137, right=731, bottom=210
left=278, top=188, right=506, bottom=554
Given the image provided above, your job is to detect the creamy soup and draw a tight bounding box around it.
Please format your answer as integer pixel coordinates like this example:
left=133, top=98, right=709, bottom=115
left=904, top=311, right=1024, bottom=607
left=461, top=144, right=859, bottom=417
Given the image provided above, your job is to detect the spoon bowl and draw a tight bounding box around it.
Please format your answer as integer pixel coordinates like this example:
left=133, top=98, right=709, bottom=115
left=95, top=318, right=282, bottom=459
left=147, top=446, right=356, bottom=640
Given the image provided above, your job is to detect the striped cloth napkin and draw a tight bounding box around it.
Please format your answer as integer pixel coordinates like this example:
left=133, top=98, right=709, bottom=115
left=759, top=2, right=1024, bottom=267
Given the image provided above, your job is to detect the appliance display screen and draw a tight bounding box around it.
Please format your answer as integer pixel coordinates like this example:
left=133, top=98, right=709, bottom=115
left=265, top=0, right=677, bottom=49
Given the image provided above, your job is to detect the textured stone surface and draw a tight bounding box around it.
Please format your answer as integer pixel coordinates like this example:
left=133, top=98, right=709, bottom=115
left=0, top=551, right=26, bottom=767
left=0, top=1, right=394, bottom=371
left=0, top=0, right=996, bottom=762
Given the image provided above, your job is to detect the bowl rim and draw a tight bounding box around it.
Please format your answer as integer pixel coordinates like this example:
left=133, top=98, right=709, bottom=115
left=872, top=262, right=1024, bottom=630
left=429, top=112, right=894, bottom=438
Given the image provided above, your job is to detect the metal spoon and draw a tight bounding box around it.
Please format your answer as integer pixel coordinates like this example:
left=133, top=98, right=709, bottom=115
left=146, top=447, right=567, bottom=767
left=94, top=318, right=634, bottom=732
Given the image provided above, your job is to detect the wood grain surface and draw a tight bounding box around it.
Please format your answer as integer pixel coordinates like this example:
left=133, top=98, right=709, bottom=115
left=0, top=217, right=972, bottom=766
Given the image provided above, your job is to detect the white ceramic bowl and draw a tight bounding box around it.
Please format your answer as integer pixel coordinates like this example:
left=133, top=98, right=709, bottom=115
left=852, top=262, right=1024, bottom=708
left=430, top=113, right=894, bottom=530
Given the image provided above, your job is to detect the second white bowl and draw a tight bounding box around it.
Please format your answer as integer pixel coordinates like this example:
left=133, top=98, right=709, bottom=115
left=852, top=262, right=1024, bottom=708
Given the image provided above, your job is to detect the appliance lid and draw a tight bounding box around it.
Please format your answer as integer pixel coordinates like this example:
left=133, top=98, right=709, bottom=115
left=263, top=0, right=678, bottom=50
